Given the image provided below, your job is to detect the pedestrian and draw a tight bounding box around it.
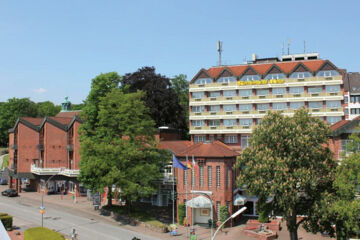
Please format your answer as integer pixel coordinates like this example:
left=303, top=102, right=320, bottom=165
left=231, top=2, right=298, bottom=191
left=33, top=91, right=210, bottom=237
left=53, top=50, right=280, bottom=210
left=71, top=227, right=78, bottom=240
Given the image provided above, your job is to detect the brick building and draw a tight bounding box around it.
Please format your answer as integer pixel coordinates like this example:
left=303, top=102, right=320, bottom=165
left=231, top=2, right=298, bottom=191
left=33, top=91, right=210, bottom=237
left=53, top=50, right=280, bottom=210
left=7, top=98, right=83, bottom=195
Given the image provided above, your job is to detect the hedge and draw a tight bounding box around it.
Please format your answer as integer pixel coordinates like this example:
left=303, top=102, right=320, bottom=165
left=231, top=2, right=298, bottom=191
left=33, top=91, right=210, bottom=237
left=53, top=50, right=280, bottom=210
left=219, top=205, right=229, bottom=228
left=0, top=214, right=12, bottom=230
left=178, top=203, right=185, bottom=225
left=24, top=227, right=65, bottom=240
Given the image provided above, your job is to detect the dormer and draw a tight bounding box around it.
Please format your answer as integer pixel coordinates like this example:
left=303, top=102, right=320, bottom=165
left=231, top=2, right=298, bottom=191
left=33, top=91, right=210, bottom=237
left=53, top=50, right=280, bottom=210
left=215, top=68, right=236, bottom=83
left=289, top=63, right=312, bottom=78
left=264, top=65, right=286, bottom=79
left=191, top=69, right=213, bottom=85
left=239, top=66, right=260, bottom=81
left=316, top=61, right=340, bottom=77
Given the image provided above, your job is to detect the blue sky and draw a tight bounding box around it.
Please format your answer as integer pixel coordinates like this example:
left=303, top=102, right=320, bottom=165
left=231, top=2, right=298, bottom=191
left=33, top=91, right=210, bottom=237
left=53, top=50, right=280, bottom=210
left=0, top=0, right=359, bottom=104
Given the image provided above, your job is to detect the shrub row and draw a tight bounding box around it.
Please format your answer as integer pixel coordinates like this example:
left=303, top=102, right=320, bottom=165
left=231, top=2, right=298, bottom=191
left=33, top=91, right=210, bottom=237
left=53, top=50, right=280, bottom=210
left=24, top=227, right=65, bottom=240
left=0, top=213, right=12, bottom=230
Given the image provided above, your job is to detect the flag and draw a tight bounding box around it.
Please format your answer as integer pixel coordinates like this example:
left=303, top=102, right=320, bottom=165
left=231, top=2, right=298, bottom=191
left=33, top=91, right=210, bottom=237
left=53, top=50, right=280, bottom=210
left=186, top=155, right=192, bottom=169
left=173, top=155, right=188, bottom=170
left=192, top=155, right=198, bottom=176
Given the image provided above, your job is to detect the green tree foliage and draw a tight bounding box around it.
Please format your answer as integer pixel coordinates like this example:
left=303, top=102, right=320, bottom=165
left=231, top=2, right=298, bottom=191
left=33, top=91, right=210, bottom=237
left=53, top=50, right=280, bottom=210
left=257, top=198, right=271, bottom=223
left=235, top=109, right=336, bottom=240
left=305, top=131, right=360, bottom=239
left=178, top=203, right=185, bottom=225
left=171, top=74, right=189, bottom=138
left=71, top=103, right=84, bottom=111
left=37, top=101, right=61, bottom=117
left=79, top=88, right=169, bottom=208
left=0, top=98, right=38, bottom=146
left=121, top=67, right=188, bottom=138
left=219, top=205, right=229, bottom=227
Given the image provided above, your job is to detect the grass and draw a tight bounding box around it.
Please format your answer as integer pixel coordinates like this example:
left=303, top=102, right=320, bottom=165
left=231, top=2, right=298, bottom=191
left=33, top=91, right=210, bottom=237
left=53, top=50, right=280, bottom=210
left=102, top=205, right=167, bottom=229
left=1, top=154, right=9, bottom=169
left=24, top=227, right=65, bottom=240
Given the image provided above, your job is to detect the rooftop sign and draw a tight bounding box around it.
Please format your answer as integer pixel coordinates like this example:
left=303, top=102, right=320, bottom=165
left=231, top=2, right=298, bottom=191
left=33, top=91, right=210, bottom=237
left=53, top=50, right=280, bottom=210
left=237, top=79, right=285, bottom=86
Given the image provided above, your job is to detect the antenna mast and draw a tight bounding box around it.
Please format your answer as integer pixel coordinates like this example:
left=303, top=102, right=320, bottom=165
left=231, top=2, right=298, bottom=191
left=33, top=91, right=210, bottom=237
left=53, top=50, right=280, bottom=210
left=281, top=42, right=284, bottom=55
left=217, top=41, right=222, bottom=66
left=304, top=40, right=306, bottom=53
left=287, top=38, right=290, bottom=55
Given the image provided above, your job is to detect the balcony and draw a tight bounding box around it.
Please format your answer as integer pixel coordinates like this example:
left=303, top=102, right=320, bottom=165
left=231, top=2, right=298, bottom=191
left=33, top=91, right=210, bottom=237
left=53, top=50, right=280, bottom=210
left=190, top=125, right=255, bottom=134
left=31, top=164, right=79, bottom=177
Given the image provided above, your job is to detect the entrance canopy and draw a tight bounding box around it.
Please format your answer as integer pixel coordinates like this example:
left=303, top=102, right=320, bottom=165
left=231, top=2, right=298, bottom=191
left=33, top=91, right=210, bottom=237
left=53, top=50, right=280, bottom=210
left=186, top=195, right=212, bottom=208
left=234, top=194, right=247, bottom=206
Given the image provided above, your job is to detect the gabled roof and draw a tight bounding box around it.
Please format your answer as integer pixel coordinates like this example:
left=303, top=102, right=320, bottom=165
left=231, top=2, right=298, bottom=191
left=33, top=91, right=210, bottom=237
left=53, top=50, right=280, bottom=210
left=55, top=111, right=81, bottom=118
left=159, top=140, right=192, bottom=155
left=331, top=116, right=360, bottom=136
left=177, top=140, right=239, bottom=158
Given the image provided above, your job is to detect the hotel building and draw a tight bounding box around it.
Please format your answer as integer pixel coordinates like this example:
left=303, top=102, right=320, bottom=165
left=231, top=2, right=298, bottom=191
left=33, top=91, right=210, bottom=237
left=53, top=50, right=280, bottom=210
left=189, top=53, right=345, bottom=150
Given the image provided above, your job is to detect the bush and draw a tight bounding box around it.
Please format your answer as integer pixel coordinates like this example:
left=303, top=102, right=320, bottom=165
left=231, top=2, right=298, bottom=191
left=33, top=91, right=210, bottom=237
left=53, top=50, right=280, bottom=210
left=1, top=155, right=9, bottom=169
left=178, top=203, right=185, bottom=225
left=257, top=201, right=271, bottom=223
left=0, top=214, right=12, bottom=230
left=219, top=205, right=229, bottom=228
left=24, top=227, right=65, bottom=240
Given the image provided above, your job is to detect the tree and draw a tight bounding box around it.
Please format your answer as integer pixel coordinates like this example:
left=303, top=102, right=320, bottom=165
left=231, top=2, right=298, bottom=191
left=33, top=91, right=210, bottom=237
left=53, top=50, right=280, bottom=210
left=0, top=98, right=38, bottom=146
left=171, top=74, right=189, bottom=138
left=121, top=67, right=187, bottom=138
left=71, top=103, right=84, bottom=111
left=235, top=109, right=337, bottom=240
left=79, top=88, right=168, bottom=208
left=37, top=101, right=61, bottom=117
left=219, top=205, right=229, bottom=228
left=304, top=131, right=360, bottom=239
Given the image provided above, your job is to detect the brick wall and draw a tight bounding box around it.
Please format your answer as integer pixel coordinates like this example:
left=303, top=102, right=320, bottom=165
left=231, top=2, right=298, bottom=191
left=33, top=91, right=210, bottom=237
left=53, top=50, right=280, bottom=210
left=44, top=122, right=68, bottom=168
left=17, top=123, right=39, bottom=172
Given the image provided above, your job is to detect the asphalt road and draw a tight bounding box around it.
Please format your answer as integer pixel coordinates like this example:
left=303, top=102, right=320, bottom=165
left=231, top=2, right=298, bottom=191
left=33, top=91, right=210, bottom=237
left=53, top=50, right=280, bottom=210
left=0, top=191, right=160, bottom=240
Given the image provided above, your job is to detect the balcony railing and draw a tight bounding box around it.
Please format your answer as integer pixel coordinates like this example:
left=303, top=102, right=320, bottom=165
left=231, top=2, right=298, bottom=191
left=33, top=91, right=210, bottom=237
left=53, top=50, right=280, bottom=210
left=190, top=125, right=256, bottom=131
left=190, top=75, right=342, bottom=89
left=31, top=164, right=79, bottom=177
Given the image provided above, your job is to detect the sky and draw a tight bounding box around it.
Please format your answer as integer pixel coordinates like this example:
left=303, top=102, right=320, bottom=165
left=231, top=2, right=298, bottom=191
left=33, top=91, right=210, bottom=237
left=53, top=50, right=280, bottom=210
left=0, top=0, right=359, bottom=105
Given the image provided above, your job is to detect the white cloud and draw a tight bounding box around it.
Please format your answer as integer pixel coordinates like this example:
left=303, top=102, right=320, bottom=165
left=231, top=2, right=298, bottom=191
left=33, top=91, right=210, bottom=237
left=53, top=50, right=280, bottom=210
left=32, top=88, right=47, bottom=94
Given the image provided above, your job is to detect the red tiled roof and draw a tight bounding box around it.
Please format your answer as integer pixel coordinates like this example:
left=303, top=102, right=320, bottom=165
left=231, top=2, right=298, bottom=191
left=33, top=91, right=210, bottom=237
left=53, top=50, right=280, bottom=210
left=48, top=117, right=73, bottom=125
left=21, top=117, right=43, bottom=126
left=159, top=141, right=192, bottom=155
left=177, top=141, right=239, bottom=158
left=55, top=111, right=81, bottom=118
left=252, top=63, right=273, bottom=75
left=330, top=120, right=349, bottom=131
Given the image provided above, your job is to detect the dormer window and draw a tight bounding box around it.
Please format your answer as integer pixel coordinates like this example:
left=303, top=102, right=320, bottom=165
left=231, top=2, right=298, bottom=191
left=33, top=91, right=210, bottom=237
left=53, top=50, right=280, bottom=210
left=265, top=73, right=286, bottom=79
left=194, top=78, right=213, bottom=85
left=240, top=75, right=260, bottom=81
left=289, top=72, right=312, bottom=79
left=316, top=70, right=339, bottom=77
left=217, top=76, right=236, bottom=83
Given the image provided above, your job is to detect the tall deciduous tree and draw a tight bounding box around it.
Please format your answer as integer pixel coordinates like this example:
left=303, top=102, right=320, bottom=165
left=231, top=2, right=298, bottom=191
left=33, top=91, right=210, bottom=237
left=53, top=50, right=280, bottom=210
left=121, top=67, right=187, bottom=138
left=0, top=98, right=38, bottom=146
left=235, top=109, right=336, bottom=240
left=171, top=74, right=189, bottom=137
left=37, top=101, right=61, bottom=117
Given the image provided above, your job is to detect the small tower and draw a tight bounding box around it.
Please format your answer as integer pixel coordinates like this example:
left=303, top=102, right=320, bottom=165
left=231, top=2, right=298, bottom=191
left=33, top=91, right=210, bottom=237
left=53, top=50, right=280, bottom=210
left=61, top=96, right=71, bottom=112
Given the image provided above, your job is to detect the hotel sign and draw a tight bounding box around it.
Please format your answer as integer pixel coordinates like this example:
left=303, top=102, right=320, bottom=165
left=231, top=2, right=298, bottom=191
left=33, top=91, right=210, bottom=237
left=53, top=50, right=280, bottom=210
left=237, top=79, right=285, bottom=86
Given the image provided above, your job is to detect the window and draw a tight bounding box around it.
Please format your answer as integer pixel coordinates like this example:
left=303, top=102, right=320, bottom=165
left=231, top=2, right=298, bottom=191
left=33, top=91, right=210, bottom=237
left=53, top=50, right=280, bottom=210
left=223, top=104, right=236, bottom=112
left=199, top=166, right=204, bottom=187
left=345, top=96, right=349, bottom=104
left=208, top=120, right=221, bottom=126
left=209, top=135, right=215, bottom=142
left=265, top=73, right=286, bottom=79
left=273, top=102, right=287, bottom=110
left=238, top=89, right=252, bottom=97
left=223, top=119, right=237, bottom=126
left=216, top=166, right=220, bottom=187
left=192, top=106, right=205, bottom=113
left=192, top=168, right=195, bottom=187
left=316, top=70, right=339, bottom=77
left=327, top=116, right=342, bottom=124
left=326, top=100, right=341, bottom=108
left=351, top=96, right=355, bottom=103
left=289, top=87, right=304, bottom=94
left=194, top=135, right=206, bottom=143
left=195, top=78, right=213, bottom=84
left=272, top=87, right=286, bottom=95
left=192, top=92, right=204, bottom=99
left=325, top=85, right=341, bottom=93
left=289, top=72, right=312, bottom=78
left=239, top=119, right=253, bottom=126
left=209, top=105, right=220, bottom=112
left=345, top=108, right=349, bottom=115
left=218, top=77, right=236, bottom=83
left=226, top=201, right=230, bottom=212
left=256, top=89, right=269, bottom=96
left=217, top=201, right=221, bottom=220
left=308, top=101, right=323, bottom=109
left=239, top=104, right=252, bottom=111
left=209, top=91, right=220, bottom=98
left=184, top=170, right=188, bottom=186
left=69, top=181, right=75, bottom=193
left=225, top=135, right=238, bottom=143
left=241, top=135, right=250, bottom=148
left=226, top=167, right=230, bottom=189
left=223, top=90, right=236, bottom=97
left=208, top=166, right=212, bottom=187
left=240, top=75, right=260, bottom=81
left=257, top=104, right=270, bottom=111
left=308, top=86, right=322, bottom=94
left=192, top=120, right=205, bottom=127
left=256, top=118, right=262, bottom=125
left=290, top=102, right=304, bottom=110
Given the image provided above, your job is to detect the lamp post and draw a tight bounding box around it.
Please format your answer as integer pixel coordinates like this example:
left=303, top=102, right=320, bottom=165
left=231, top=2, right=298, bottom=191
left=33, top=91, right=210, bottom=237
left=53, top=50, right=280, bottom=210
left=211, top=206, right=247, bottom=240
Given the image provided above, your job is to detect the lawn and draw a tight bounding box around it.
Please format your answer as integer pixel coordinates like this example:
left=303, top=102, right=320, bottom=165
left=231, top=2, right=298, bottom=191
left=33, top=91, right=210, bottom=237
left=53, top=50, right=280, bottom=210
left=24, top=227, right=65, bottom=240
left=1, top=155, right=8, bottom=169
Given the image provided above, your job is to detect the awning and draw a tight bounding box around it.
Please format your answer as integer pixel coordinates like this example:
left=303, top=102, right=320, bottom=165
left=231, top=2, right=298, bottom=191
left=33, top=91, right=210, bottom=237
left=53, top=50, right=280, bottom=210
left=234, top=194, right=247, bottom=206
left=186, top=196, right=212, bottom=208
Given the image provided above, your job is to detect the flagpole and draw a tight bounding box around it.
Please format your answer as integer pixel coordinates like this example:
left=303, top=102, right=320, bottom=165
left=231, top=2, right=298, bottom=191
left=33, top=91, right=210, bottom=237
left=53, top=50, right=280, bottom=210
left=186, top=155, right=189, bottom=239
left=191, top=155, right=194, bottom=232
left=172, top=155, right=175, bottom=226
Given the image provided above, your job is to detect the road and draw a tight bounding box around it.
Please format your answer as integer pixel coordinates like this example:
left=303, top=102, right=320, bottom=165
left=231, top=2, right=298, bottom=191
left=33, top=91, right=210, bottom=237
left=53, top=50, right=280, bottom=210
left=0, top=191, right=160, bottom=240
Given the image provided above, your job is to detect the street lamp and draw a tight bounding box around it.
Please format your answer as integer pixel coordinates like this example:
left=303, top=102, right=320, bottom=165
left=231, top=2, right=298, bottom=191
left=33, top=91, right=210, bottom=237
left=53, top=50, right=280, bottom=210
left=211, top=206, right=247, bottom=240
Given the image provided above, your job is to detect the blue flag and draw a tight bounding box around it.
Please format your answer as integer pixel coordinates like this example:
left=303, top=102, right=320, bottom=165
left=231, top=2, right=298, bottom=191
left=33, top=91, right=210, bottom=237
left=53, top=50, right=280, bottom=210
left=173, top=155, right=188, bottom=170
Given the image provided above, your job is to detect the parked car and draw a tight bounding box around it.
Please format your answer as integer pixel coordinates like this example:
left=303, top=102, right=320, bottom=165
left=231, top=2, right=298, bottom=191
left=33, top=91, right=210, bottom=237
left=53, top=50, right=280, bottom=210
left=0, top=178, right=7, bottom=185
left=1, top=189, right=18, bottom=197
